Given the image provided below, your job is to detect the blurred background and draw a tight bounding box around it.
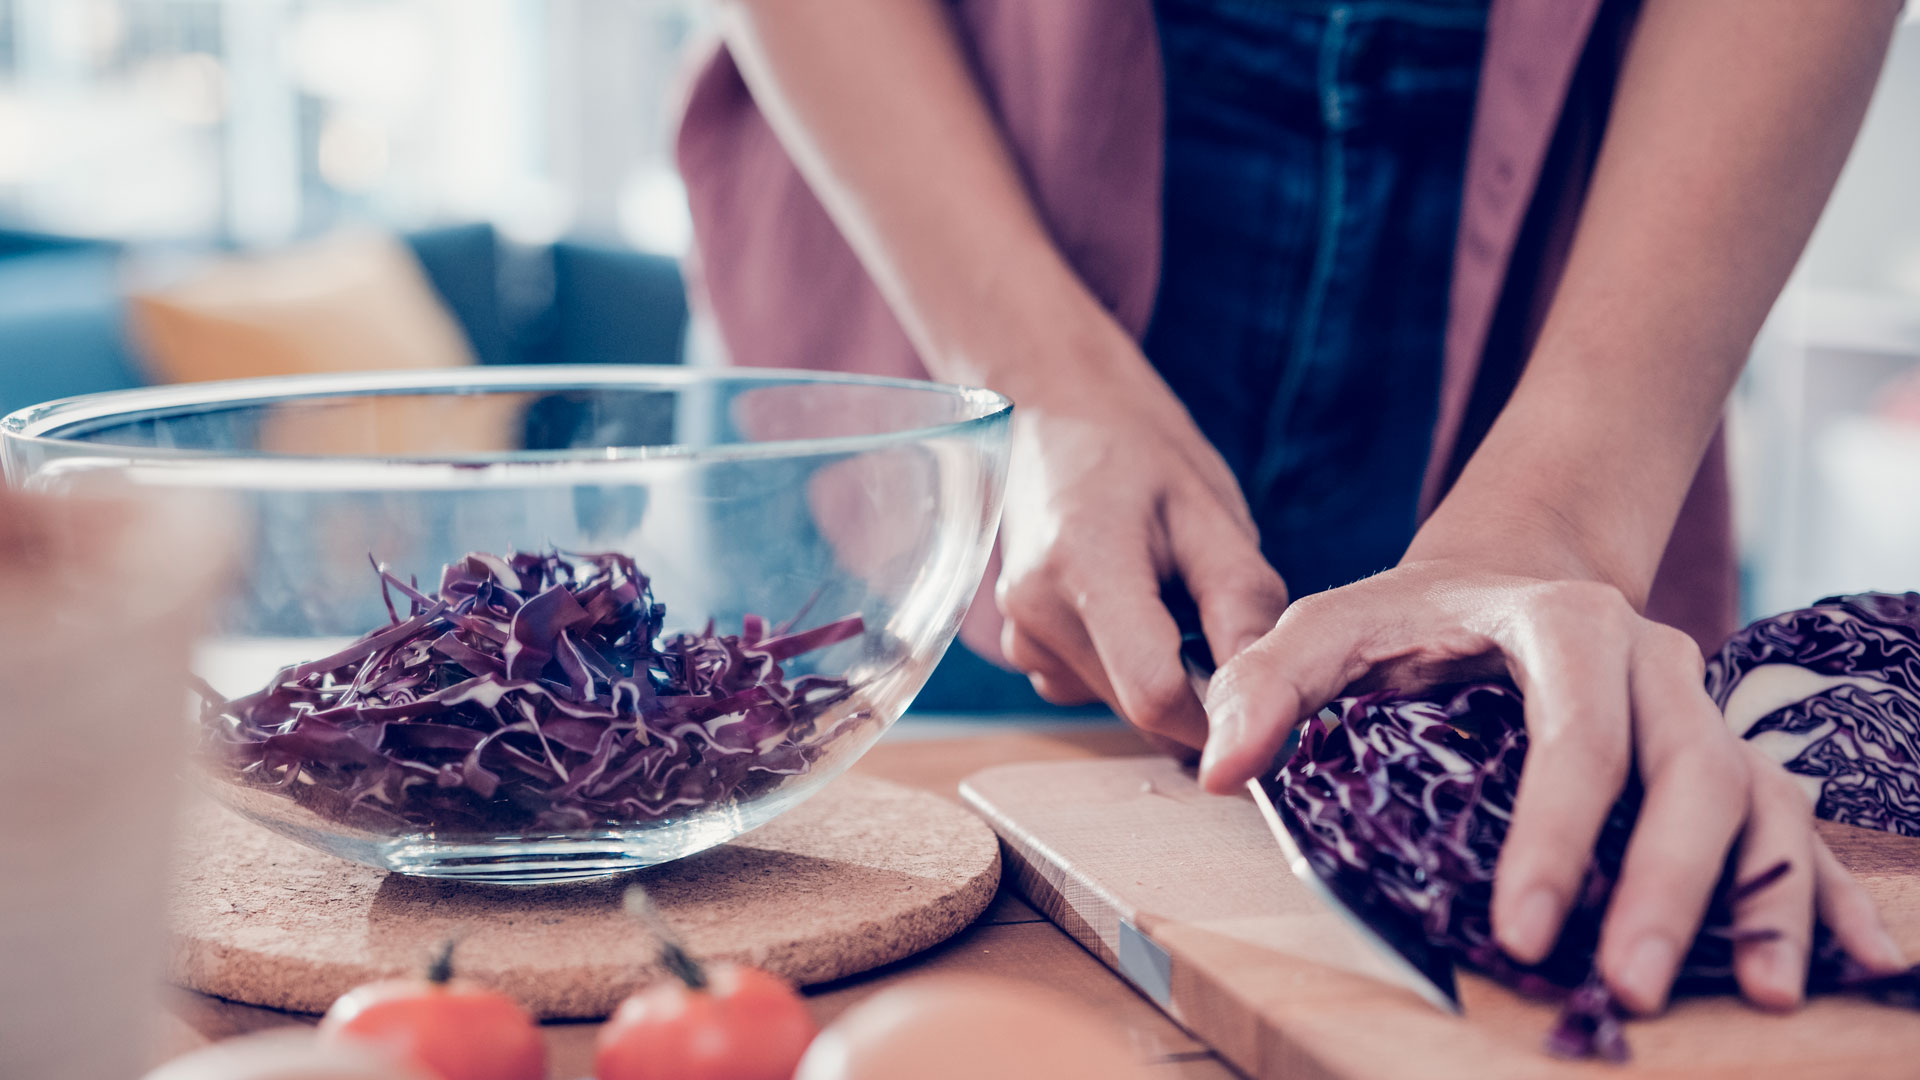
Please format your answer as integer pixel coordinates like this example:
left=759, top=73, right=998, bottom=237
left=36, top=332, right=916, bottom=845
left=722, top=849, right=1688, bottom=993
left=0, top=0, right=700, bottom=249
left=0, top=0, right=1917, bottom=623
left=0, top=0, right=706, bottom=433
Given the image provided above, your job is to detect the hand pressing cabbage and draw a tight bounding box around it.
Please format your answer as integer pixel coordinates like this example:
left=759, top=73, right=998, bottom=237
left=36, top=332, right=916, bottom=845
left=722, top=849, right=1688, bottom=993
left=1271, top=593, right=1920, bottom=1063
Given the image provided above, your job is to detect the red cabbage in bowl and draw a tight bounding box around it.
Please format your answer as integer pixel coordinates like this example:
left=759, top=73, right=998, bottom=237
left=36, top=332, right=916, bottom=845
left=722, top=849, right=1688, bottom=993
left=196, top=550, right=865, bottom=833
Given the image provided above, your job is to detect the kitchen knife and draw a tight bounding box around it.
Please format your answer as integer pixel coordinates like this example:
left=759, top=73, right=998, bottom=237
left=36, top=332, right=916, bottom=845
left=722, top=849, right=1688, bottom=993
left=1164, top=581, right=1462, bottom=1014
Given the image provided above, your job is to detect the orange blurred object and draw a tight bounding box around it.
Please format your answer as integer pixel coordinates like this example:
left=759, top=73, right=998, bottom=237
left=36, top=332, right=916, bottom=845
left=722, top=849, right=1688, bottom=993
left=319, top=945, right=544, bottom=1080
left=143, top=1031, right=434, bottom=1080
left=129, top=230, right=475, bottom=387
left=127, top=230, right=522, bottom=457
left=793, top=975, right=1151, bottom=1080
left=594, top=964, right=818, bottom=1080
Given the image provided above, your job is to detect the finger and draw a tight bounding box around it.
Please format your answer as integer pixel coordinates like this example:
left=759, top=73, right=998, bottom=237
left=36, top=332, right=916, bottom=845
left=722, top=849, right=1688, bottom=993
left=997, top=521, right=1208, bottom=743
left=1074, top=564, right=1210, bottom=749
left=1195, top=590, right=1375, bottom=794
left=1002, top=625, right=1101, bottom=706
left=1487, top=583, right=1635, bottom=965
left=1141, top=730, right=1203, bottom=764
left=1727, top=747, right=1817, bottom=1011
left=1165, top=494, right=1289, bottom=668
left=996, top=563, right=1119, bottom=704
left=1598, top=627, right=1749, bottom=1015
left=1028, top=673, right=1100, bottom=706
left=1810, top=830, right=1910, bottom=975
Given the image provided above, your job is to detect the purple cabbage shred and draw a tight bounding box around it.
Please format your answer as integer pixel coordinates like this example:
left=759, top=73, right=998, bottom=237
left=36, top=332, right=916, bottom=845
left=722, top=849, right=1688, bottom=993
left=1275, top=654, right=1920, bottom=1064
left=197, top=550, right=866, bottom=833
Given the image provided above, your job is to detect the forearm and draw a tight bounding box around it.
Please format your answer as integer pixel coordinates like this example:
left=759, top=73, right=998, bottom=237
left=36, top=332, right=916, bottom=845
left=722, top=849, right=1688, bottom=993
left=1411, top=0, right=1902, bottom=602
left=716, top=0, right=1128, bottom=401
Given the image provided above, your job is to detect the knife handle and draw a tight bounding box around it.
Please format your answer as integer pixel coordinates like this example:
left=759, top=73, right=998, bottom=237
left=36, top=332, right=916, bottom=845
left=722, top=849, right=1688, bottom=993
left=1163, top=578, right=1216, bottom=697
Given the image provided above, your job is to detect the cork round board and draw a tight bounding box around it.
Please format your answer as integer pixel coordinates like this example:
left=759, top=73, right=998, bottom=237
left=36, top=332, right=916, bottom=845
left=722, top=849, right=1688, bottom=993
left=167, top=774, right=1001, bottom=1019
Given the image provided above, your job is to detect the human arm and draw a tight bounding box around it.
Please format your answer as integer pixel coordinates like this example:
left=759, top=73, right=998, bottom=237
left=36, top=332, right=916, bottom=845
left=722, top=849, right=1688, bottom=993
left=1199, top=0, right=1909, bottom=1014
left=716, top=0, right=1290, bottom=741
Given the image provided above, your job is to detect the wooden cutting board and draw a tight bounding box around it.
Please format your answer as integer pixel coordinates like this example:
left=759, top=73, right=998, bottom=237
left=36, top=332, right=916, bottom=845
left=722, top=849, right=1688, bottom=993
left=170, top=774, right=1000, bottom=1019
left=961, top=757, right=1920, bottom=1080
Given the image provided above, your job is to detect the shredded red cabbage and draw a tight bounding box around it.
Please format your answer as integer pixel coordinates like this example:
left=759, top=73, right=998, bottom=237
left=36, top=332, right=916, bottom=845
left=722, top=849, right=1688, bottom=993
left=197, top=550, right=866, bottom=833
left=1276, top=677, right=1920, bottom=1064
left=1707, top=592, right=1920, bottom=837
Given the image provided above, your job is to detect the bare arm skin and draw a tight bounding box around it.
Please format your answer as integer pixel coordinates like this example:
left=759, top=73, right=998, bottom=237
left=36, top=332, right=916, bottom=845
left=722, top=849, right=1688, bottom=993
left=721, top=0, right=1293, bottom=746
left=718, top=0, right=1907, bottom=1012
left=1421, top=0, right=1901, bottom=595
left=719, top=0, right=1116, bottom=401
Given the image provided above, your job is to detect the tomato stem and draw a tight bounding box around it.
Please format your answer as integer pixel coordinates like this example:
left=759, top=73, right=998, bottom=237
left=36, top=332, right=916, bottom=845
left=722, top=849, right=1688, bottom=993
left=428, top=939, right=457, bottom=986
left=623, top=885, right=709, bottom=991
left=658, top=940, right=710, bottom=992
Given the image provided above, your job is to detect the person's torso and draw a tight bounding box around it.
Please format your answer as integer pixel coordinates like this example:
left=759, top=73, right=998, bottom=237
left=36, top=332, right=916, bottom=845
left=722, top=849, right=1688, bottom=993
left=1144, top=0, right=1490, bottom=595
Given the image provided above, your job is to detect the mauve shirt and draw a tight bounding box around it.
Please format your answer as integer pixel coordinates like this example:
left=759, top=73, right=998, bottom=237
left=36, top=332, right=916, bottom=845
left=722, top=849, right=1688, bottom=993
left=675, top=0, right=1737, bottom=661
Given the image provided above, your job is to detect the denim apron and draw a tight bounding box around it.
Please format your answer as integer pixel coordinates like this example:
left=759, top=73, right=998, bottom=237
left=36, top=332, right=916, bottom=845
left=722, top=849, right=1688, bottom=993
left=1145, top=0, right=1489, bottom=597
left=916, top=0, right=1488, bottom=710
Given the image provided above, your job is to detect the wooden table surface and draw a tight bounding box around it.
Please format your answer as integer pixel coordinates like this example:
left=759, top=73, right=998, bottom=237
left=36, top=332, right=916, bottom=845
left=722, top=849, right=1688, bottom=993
left=152, top=718, right=1242, bottom=1079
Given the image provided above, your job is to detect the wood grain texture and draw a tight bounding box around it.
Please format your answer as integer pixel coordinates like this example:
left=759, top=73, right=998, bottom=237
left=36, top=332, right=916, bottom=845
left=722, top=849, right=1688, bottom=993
left=855, top=721, right=1157, bottom=798
left=805, top=911, right=1212, bottom=1061
left=168, top=774, right=999, bottom=1019
left=963, top=756, right=1920, bottom=1080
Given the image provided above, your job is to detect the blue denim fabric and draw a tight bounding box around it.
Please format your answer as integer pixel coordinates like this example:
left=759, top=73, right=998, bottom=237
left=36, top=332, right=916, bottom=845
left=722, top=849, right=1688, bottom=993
left=914, top=0, right=1486, bottom=711
left=1144, top=0, right=1488, bottom=598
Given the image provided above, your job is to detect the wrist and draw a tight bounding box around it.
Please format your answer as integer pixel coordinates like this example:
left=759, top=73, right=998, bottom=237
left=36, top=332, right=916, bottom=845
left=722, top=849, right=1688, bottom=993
left=1406, top=360, right=1719, bottom=608
left=1408, top=507, right=1616, bottom=583
left=1407, top=483, right=1654, bottom=606
left=914, top=246, right=1161, bottom=409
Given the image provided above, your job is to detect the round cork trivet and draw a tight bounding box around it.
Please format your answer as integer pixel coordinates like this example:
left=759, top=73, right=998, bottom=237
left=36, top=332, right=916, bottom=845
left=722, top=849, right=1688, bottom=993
left=167, top=775, right=1000, bottom=1019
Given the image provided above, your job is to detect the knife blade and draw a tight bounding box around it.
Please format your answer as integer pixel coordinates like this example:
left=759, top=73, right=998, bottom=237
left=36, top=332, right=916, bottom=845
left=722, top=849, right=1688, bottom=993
left=1163, top=580, right=1462, bottom=1013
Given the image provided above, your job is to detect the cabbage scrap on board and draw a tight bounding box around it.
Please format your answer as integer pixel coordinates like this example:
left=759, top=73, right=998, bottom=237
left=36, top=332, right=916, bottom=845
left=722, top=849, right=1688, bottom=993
left=196, top=550, right=866, bottom=833
left=1274, top=592, right=1920, bottom=1063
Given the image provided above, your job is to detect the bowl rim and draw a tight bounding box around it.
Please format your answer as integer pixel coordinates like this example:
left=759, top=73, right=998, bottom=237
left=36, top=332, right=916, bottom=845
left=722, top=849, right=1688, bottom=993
left=1, top=365, right=1014, bottom=471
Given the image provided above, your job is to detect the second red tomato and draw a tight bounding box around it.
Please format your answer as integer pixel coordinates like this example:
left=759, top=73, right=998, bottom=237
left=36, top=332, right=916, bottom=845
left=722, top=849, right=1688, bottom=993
left=595, top=964, right=817, bottom=1080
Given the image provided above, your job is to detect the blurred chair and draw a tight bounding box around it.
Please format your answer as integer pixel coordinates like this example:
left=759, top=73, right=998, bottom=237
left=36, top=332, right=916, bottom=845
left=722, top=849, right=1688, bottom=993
left=0, top=224, right=692, bottom=417
left=407, top=224, right=516, bottom=368
left=0, top=231, right=143, bottom=417
left=530, top=237, right=691, bottom=368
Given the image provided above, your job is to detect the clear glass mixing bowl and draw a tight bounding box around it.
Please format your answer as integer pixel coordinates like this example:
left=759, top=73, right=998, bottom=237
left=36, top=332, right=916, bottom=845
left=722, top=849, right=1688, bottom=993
left=2, top=367, right=1012, bottom=883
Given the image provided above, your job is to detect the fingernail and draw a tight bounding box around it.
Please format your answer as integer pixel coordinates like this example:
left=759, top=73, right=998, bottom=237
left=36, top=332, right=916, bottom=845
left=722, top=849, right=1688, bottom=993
left=1502, top=887, right=1560, bottom=961
left=1196, top=705, right=1242, bottom=784
left=1202, top=696, right=1242, bottom=742
left=1758, top=941, right=1805, bottom=1008
left=1618, top=936, right=1679, bottom=1012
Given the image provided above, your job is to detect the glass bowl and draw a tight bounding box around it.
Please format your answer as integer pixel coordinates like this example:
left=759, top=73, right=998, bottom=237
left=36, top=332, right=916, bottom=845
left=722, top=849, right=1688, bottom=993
left=2, top=367, right=1012, bottom=883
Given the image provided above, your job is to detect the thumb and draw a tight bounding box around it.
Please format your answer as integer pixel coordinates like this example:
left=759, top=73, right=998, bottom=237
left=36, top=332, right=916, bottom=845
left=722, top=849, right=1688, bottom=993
left=1196, top=590, right=1370, bottom=794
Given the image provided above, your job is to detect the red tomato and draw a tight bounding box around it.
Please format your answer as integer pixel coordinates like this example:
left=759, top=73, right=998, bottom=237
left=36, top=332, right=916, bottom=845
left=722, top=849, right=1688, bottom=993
left=594, top=963, right=817, bottom=1080
left=319, top=971, right=544, bottom=1080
